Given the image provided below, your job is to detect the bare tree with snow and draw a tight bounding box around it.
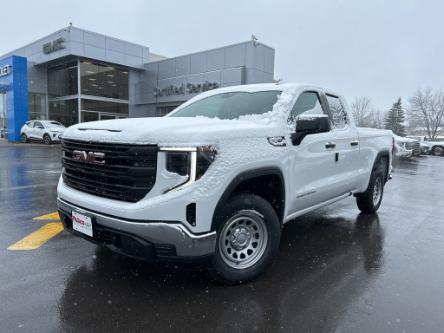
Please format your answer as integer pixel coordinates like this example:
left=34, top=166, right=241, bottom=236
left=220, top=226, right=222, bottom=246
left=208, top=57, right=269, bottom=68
left=351, top=97, right=372, bottom=127
left=408, top=88, right=444, bottom=139
left=368, top=109, right=384, bottom=129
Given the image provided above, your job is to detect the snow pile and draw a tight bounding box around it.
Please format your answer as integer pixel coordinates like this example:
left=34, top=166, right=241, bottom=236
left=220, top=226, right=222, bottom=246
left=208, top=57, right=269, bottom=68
left=239, top=88, right=297, bottom=128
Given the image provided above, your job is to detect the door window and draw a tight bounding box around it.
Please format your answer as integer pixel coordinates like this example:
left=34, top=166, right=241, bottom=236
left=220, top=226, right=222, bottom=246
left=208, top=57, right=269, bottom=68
left=326, top=94, right=348, bottom=129
left=290, top=92, right=325, bottom=118
left=34, top=121, right=44, bottom=129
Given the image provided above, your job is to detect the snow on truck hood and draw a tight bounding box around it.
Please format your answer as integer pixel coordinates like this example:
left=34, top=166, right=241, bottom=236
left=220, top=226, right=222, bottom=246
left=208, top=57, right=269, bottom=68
left=62, top=116, right=284, bottom=145
left=62, top=83, right=332, bottom=145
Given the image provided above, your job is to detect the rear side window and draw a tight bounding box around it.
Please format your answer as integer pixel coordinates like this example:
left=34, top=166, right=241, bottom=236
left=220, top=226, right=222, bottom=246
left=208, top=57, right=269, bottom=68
left=326, top=94, right=348, bottom=128
left=290, top=92, right=324, bottom=118
left=34, top=121, right=43, bottom=128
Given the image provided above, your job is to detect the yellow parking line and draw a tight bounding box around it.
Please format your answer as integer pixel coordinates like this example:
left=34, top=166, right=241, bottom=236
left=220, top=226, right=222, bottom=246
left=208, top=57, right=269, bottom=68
left=8, top=222, right=64, bottom=251
left=32, top=211, right=60, bottom=221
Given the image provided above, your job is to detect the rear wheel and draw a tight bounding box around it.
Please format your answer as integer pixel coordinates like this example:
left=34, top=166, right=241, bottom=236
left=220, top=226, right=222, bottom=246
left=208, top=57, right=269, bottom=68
left=209, top=194, right=281, bottom=284
left=43, top=134, right=51, bottom=145
left=356, top=161, right=386, bottom=214
left=20, top=133, right=28, bottom=143
left=431, top=146, right=443, bottom=156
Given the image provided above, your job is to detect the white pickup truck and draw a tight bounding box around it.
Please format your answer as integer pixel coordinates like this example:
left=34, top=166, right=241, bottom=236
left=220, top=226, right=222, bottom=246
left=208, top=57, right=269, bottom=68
left=57, top=83, right=393, bottom=284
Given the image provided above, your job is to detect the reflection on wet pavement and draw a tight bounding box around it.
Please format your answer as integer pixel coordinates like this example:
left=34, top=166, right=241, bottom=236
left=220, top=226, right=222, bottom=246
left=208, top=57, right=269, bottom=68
left=59, top=213, right=384, bottom=332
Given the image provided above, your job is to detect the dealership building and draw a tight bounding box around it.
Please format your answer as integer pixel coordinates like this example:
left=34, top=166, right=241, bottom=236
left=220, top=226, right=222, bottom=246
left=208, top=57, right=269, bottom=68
left=0, top=26, right=275, bottom=141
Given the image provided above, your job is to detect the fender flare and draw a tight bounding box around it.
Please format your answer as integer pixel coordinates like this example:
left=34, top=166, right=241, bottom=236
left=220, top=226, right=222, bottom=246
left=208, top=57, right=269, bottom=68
left=365, top=149, right=391, bottom=188
left=374, top=150, right=391, bottom=179
left=354, top=149, right=391, bottom=197
left=211, top=167, right=285, bottom=231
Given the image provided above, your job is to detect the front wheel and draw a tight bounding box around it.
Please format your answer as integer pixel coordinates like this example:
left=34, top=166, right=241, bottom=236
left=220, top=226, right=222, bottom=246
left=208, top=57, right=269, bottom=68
left=20, top=133, right=28, bottom=143
left=356, top=163, right=385, bottom=214
left=209, top=194, right=281, bottom=285
left=43, top=134, right=52, bottom=145
left=431, top=146, right=443, bottom=156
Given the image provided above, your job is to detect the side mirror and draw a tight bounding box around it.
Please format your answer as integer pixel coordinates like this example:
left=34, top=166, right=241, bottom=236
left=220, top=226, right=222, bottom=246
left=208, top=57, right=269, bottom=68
left=291, top=116, right=331, bottom=145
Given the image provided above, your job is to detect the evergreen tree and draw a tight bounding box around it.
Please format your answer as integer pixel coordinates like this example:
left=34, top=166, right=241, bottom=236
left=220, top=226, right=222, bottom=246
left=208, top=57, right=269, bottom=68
left=384, top=97, right=407, bottom=136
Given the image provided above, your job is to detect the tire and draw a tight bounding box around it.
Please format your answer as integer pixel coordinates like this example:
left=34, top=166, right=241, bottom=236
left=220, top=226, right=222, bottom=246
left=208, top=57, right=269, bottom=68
left=43, top=134, right=52, bottom=145
left=356, top=161, right=386, bottom=214
left=431, top=146, right=443, bottom=156
left=20, top=133, right=28, bottom=143
left=209, top=194, right=281, bottom=285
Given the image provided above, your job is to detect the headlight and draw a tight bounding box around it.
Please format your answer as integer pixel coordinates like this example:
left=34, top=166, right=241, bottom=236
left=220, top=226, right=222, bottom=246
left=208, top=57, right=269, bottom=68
left=160, top=145, right=217, bottom=192
left=196, top=145, right=217, bottom=179
left=166, top=151, right=191, bottom=176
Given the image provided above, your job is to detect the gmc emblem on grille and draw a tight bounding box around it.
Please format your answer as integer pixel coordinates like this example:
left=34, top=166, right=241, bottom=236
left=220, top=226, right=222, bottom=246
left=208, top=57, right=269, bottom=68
left=72, top=150, right=105, bottom=164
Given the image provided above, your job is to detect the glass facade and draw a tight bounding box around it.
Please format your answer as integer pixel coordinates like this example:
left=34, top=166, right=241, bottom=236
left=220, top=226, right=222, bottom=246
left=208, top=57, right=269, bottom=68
left=80, top=60, right=128, bottom=100
left=156, top=105, right=180, bottom=117
left=28, top=93, right=47, bottom=120
left=82, top=99, right=128, bottom=114
left=48, top=99, right=78, bottom=127
left=80, top=111, right=99, bottom=123
left=80, top=99, right=129, bottom=122
left=45, top=59, right=129, bottom=125
left=48, top=61, right=78, bottom=98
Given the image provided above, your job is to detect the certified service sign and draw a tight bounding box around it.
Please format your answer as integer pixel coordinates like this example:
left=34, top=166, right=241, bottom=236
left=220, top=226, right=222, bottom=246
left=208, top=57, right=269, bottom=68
left=0, top=64, right=11, bottom=77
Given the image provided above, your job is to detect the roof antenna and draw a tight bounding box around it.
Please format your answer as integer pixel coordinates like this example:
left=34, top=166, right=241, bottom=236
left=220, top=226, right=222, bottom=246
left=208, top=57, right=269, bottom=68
left=65, top=22, right=73, bottom=32
left=251, top=34, right=258, bottom=46
left=273, top=78, right=283, bottom=85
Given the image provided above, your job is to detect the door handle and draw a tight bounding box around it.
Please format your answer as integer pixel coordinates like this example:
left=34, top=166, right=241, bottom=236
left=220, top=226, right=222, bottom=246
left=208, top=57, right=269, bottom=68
left=350, top=140, right=359, bottom=147
left=325, top=142, right=336, bottom=149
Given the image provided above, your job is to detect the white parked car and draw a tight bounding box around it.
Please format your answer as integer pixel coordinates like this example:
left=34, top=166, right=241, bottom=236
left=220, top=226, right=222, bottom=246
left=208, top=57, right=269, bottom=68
left=425, top=139, right=444, bottom=156
left=20, top=120, right=66, bottom=144
left=406, top=136, right=431, bottom=155
left=57, top=83, right=393, bottom=284
left=393, top=134, right=419, bottom=158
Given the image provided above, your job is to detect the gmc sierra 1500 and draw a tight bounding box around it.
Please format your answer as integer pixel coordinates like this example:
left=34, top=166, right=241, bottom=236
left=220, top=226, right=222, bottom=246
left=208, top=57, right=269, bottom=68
left=57, top=83, right=393, bottom=284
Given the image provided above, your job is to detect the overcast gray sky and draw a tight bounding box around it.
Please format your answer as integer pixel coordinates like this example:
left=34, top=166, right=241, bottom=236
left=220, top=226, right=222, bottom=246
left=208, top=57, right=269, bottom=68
left=2, top=0, right=443, bottom=110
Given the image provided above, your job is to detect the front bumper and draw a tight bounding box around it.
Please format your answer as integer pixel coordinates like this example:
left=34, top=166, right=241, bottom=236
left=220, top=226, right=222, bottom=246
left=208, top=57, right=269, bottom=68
left=50, top=132, right=63, bottom=141
left=395, top=149, right=412, bottom=158
left=57, top=198, right=216, bottom=259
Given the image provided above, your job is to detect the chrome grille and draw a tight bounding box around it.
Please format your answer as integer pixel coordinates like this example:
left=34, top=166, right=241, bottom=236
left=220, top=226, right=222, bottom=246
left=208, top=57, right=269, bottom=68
left=62, top=139, right=157, bottom=202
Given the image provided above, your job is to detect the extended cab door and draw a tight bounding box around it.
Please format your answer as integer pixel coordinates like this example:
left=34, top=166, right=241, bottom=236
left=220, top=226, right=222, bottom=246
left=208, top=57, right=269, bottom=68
left=324, top=94, right=361, bottom=194
left=287, top=91, right=340, bottom=214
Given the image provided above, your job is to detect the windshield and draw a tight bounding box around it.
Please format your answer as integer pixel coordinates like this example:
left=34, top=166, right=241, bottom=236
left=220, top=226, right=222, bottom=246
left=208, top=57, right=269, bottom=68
left=169, top=91, right=281, bottom=120
left=48, top=121, right=64, bottom=127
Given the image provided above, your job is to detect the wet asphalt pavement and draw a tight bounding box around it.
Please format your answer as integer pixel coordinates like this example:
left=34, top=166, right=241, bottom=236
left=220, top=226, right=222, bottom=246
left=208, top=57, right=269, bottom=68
left=1, top=142, right=444, bottom=333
